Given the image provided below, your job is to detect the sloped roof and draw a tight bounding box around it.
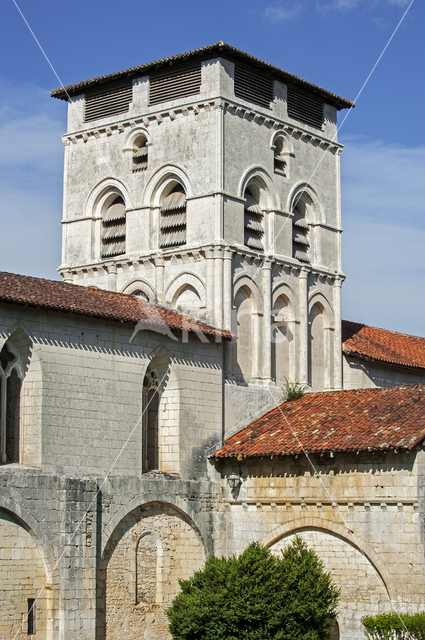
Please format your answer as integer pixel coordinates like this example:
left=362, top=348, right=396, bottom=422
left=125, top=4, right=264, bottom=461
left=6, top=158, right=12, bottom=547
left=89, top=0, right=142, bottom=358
left=0, top=271, right=232, bottom=339
left=51, top=41, right=354, bottom=110
left=342, top=320, right=425, bottom=370
left=211, top=385, right=425, bottom=459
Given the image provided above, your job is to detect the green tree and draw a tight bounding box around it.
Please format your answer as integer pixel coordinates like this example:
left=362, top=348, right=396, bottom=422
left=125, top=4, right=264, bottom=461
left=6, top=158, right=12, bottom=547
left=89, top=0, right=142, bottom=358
left=166, top=536, right=340, bottom=640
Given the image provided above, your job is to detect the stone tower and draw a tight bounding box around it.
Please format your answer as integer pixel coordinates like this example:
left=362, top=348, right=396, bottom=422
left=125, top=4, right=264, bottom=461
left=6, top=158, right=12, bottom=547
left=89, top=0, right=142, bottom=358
left=52, top=42, right=353, bottom=399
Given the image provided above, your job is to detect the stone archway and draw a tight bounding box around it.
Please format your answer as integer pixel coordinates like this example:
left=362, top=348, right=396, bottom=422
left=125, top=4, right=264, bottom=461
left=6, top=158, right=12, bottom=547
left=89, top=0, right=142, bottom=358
left=0, top=508, right=50, bottom=639
left=98, top=502, right=205, bottom=640
left=269, top=528, right=391, bottom=640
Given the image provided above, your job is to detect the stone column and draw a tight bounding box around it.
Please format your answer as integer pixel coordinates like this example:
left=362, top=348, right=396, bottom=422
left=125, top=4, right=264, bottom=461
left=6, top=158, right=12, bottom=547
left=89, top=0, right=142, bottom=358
left=250, top=312, right=262, bottom=383
left=107, top=263, right=117, bottom=292
left=262, top=259, right=273, bottom=383
left=298, top=268, right=309, bottom=385
left=214, top=246, right=224, bottom=329
left=223, top=249, right=233, bottom=331
left=333, top=276, right=343, bottom=389
left=205, top=249, right=215, bottom=326
left=154, top=256, right=165, bottom=305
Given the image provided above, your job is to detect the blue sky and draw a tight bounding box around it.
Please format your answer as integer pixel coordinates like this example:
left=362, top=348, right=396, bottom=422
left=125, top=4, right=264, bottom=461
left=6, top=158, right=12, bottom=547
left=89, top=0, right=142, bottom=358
left=0, top=0, right=424, bottom=336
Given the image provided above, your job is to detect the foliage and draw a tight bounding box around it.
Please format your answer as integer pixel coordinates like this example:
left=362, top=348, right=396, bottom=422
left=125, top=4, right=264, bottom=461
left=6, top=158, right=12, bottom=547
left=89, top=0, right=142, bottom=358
left=282, top=378, right=309, bottom=401
left=166, top=536, right=340, bottom=640
left=362, top=613, right=425, bottom=640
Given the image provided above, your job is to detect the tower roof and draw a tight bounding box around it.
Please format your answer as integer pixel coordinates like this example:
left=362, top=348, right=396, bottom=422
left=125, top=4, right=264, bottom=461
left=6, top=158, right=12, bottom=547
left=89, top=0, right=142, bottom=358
left=51, top=42, right=354, bottom=110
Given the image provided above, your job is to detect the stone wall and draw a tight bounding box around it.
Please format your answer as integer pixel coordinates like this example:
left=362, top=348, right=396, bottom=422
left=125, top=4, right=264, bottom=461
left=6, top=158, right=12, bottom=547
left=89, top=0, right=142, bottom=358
left=343, top=354, right=425, bottom=389
left=213, top=449, right=425, bottom=640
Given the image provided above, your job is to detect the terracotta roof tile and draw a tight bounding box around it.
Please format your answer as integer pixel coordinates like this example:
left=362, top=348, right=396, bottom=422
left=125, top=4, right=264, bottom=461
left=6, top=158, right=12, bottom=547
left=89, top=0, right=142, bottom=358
left=211, top=385, right=425, bottom=459
left=0, top=271, right=232, bottom=339
left=342, top=320, right=425, bottom=370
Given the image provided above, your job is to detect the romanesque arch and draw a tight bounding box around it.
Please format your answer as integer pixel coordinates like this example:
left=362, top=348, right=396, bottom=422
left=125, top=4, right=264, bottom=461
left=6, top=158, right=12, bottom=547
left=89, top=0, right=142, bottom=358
left=232, top=276, right=263, bottom=383
left=121, top=278, right=156, bottom=302
left=0, top=504, right=58, bottom=639
left=271, top=283, right=297, bottom=385
left=288, top=183, right=324, bottom=265
left=97, top=501, right=205, bottom=640
left=263, top=521, right=393, bottom=640
left=308, top=292, right=334, bottom=390
left=165, top=272, right=206, bottom=320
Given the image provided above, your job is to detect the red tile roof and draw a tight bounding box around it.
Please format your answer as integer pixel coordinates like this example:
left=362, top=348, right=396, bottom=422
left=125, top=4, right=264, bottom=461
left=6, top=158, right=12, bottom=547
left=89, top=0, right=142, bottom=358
left=0, top=271, right=232, bottom=339
left=342, top=320, right=425, bottom=370
left=211, top=385, right=425, bottom=459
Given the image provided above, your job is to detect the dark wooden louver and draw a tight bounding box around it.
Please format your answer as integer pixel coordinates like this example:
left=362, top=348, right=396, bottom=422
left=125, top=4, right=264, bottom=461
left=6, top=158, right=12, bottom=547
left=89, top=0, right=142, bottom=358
left=160, top=187, right=187, bottom=248
left=234, top=65, right=274, bottom=109
left=101, top=197, right=126, bottom=258
left=85, top=81, right=133, bottom=122
left=244, top=190, right=264, bottom=251
left=149, top=62, right=202, bottom=106
left=292, top=208, right=310, bottom=263
left=287, top=87, right=324, bottom=130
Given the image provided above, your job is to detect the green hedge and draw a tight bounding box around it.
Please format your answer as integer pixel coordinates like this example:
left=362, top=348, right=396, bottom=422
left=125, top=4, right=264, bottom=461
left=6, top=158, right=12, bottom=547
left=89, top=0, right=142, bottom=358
left=362, top=613, right=425, bottom=640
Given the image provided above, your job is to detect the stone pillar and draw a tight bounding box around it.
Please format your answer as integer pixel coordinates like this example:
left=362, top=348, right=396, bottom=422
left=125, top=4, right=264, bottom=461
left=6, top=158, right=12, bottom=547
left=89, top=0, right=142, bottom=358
left=205, top=249, right=215, bottom=326
left=107, top=264, right=117, bottom=291
left=251, top=312, right=262, bottom=383
left=155, top=257, right=165, bottom=305
left=262, top=259, right=273, bottom=383
left=333, top=276, right=343, bottom=389
left=223, top=249, right=233, bottom=331
left=298, top=268, right=309, bottom=385
left=214, top=246, right=224, bottom=329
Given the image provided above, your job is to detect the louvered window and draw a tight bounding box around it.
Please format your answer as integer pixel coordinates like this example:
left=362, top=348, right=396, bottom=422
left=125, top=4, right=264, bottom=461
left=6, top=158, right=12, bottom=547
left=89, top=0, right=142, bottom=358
left=149, top=62, right=202, bottom=106
left=244, top=189, right=264, bottom=251
left=85, top=80, right=133, bottom=122
left=133, top=135, right=148, bottom=172
left=101, top=196, right=126, bottom=259
left=160, top=185, right=186, bottom=249
left=0, top=343, right=21, bottom=464
left=292, top=206, right=310, bottom=263
left=234, top=65, right=274, bottom=109
left=274, top=138, right=287, bottom=177
left=287, top=87, right=324, bottom=130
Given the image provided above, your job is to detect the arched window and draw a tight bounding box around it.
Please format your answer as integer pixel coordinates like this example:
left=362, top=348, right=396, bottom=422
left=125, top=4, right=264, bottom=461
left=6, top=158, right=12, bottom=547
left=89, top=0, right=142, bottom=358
left=142, top=368, right=160, bottom=472
left=131, top=290, right=150, bottom=302
left=273, top=137, right=287, bottom=177
left=0, top=342, right=22, bottom=464
left=101, top=195, right=126, bottom=259
left=292, top=197, right=310, bottom=263
left=234, top=286, right=254, bottom=382
left=244, top=187, right=264, bottom=251
left=160, top=184, right=187, bottom=249
left=133, top=135, right=148, bottom=172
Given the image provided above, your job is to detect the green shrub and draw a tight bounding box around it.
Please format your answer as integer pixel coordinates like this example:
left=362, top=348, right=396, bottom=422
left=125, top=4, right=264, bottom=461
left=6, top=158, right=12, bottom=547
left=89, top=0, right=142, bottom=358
left=362, top=612, right=425, bottom=640
left=282, top=378, right=309, bottom=401
left=166, top=536, right=340, bottom=640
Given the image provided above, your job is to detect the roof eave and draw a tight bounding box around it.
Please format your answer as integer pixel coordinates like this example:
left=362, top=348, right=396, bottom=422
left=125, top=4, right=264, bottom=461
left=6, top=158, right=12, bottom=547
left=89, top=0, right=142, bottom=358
left=50, top=41, right=354, bottom=110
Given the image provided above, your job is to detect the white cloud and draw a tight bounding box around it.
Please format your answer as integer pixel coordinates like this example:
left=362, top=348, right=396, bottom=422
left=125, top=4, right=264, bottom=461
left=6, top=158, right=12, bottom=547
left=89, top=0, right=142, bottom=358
left=263, top=2, right=304, bottom=22
left=316, top=0, right=409, bottom=13
left=340, top=136, right=425, bottom=337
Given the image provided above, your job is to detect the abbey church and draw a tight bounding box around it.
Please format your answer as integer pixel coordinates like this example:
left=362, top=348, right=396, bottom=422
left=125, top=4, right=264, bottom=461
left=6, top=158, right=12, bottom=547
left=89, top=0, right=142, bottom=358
left=1, top=42, right=425, bottom=640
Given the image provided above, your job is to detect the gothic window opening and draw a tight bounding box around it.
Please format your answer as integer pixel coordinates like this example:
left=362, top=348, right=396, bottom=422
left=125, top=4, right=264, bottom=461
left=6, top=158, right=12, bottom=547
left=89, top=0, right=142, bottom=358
left=143, top=369, right=160, bottom=472
left=0, top=342, right=22, bottom=464
left=133, top=135, right=148, bottom=172
left=160, top=184, right=187, bottom=249
left=273, top=137, right=287, bottom=177
left=292, top=199, right=310, bottom=263
left=244, top=188, right=264, bottom=251
left=101, top=196, right=126, bottom=259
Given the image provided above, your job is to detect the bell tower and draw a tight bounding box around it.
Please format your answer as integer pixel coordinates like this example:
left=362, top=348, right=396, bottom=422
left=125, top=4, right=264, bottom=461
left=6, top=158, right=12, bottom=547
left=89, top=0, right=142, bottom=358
left=53, top=42, right=353, bottom=395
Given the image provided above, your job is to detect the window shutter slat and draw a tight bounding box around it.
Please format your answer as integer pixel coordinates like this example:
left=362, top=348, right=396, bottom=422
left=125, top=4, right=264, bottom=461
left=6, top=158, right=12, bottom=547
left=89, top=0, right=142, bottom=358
left=149, top=62, right=202, bottom=106
left=287, top=87, right=324, bottom=130
left=85, top=81, right=133, bottom=122
left=234, top=65, right=273, bottom=109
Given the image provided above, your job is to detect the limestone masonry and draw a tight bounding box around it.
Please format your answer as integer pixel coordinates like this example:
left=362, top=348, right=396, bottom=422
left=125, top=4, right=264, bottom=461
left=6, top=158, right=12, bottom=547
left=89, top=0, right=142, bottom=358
left=1, top=42, right=425, bottom=640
